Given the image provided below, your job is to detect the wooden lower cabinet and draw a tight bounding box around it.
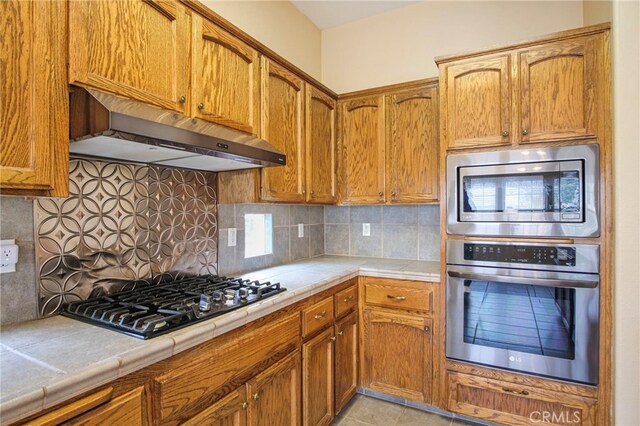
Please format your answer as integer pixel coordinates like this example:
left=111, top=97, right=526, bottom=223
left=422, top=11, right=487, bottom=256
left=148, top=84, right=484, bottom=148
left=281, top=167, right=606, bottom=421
left=183, top=387, right=247, bottom=426
left=334, top=311, right=358, bottom=414
left=66, top=387, right=146, bottom=426
left=447, top=372, right=598, bottom=426
left=247, top=351, right=301, bottom=426
left=362, top=308, right=432, bottom=404
left=302, top=328, right=334, bottom=426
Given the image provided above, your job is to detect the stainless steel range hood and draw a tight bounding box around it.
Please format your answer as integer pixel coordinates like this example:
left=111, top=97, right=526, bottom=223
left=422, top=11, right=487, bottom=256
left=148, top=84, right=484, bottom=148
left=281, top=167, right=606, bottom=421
left=69, top=88, right=285, bottom=172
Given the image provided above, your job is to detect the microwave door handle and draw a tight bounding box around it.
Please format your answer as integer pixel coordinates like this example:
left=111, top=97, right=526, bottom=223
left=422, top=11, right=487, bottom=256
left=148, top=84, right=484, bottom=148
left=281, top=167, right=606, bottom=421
left=447, top=271, right=598, bottom=289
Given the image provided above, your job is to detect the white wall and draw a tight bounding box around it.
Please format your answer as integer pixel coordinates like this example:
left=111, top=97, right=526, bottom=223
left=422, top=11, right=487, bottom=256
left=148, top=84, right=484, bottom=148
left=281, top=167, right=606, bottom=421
left=611, top=0, right=640, bottom=424
left=321, top=1, right=583, bottom=92
left=200, top=0, right=322, bottom=79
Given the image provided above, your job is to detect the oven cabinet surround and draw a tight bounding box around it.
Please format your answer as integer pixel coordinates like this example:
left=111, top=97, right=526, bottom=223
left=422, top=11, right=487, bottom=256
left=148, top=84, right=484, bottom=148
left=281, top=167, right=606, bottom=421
left=360, top=277, right=436, bottom=404
left=437, top=24, right=610, bottom=150
left=301, top=280, right=359, bottom=426
left=17, top=279, right=366, bottom=426
left=0, top=0, right=68, bottom=197
left=337, top=79, right=440, bottom=205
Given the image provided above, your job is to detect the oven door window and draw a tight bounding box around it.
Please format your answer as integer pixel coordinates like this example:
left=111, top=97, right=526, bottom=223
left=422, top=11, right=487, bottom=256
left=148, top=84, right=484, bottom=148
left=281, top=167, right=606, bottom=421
left=462, top=170, right=581, bottom=215
left=464, top=280, right=575, bottom=360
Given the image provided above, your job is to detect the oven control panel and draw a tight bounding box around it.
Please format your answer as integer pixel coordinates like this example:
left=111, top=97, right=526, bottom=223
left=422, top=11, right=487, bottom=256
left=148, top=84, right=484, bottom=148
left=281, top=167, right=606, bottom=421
left=463, top=243, right=576, bottom=266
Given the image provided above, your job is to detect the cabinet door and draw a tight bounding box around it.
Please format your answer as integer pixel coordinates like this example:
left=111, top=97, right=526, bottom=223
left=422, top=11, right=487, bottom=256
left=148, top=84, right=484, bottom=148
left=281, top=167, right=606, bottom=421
left=192, top=16, right=261, bottom=135
left=447, top=372, right=597, bottom=426
left=519, top=37, right=599, bottom=143
left=183, top=387, right=247, bottom=426
left=302, top=328, right=334, bottom=426
left=444, top=56, right=511, bottom=149
left=1, top=0, right=68, bottom=197
left=68, top=0, right=189, bottom=114
left=363, top=309, right=432, bottom=403
left=67, top=387, right=147, bottom=426
left=306, top=85, right=337, bottom=204
left=386, top=85, right=439, bottom=203
left=260, top=59, right=306, bottom=202
left=338, top=96, right=386, bottom=204
left=334, top=311, right=358, bottom=415
left=247, top=351, right=301, bottom=426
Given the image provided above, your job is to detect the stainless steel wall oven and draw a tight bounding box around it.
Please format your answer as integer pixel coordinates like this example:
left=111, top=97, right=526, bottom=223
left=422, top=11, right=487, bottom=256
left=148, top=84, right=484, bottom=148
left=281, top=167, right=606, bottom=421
left=446, top=240, right=600, bottom=385
left=447, top=144, right=599, bottom=238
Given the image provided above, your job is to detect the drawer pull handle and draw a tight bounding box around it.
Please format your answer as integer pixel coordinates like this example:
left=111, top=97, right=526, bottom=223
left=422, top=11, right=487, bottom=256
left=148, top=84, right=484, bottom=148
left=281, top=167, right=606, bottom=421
left=387, top=295, right=406, bottom=301
left=343, top=295, right=354, bottom=303
left=252, top=392, right=260, bottom=400
left=241, top=401, right=248, bottom=409
left=502, top=387, right=529, bottom=396
left=314, top=311, right=327, bottom=320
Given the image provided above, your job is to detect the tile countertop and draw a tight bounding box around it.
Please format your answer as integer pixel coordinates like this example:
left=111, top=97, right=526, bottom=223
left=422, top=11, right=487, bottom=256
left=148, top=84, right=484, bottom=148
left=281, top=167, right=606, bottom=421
left=0, top=255, right=440, bottom=424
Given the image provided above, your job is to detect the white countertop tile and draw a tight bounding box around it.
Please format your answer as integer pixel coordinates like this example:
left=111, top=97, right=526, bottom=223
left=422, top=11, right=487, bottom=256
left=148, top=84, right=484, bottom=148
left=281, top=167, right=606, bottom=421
left=0, top=255, right=439, bottom=424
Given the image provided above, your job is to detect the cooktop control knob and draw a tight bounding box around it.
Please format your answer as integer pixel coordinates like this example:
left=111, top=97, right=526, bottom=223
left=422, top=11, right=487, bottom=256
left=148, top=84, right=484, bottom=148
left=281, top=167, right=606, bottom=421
left=238, top=288, right=250, bottom=300
left=198, top=294, right=213, bottom=312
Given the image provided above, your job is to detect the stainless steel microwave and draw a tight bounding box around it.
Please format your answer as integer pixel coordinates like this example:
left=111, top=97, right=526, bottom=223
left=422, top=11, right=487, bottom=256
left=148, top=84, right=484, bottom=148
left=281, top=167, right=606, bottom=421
left=447, top=144, right=600, bottom=237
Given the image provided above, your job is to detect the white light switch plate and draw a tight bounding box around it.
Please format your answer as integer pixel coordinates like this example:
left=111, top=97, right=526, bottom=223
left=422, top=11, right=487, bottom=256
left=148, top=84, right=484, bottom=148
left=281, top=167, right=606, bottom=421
left=227, top=228, right=237, bottom=247
left=298, top=223, right=304, bottom=238
left=362, top=223, right=370, bottom=236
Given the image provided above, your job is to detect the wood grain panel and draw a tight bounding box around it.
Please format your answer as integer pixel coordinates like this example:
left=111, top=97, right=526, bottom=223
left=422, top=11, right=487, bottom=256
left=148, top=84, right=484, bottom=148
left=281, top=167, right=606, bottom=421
left=246, top=351, right=301, bottom=426
left=153, top=314, right=299, bottom=423
left=217, top=170, right=260, bottom=204
left=386, top=84, right=439, bottom=203
left=447, top=372, right=597, bottom=426
left=334, top=283, right=358, bottom=319
left=0, top=0, right=68, bottom=196
left=68, top=0, right=189, bottom=113
left=338, top=96, right=386, bottom=204
left=302, top=297, right=334, bottom=338
left=193, top=16, right=261, bottom=134
left=445, top=56, right=511, bottom=149
left=182, top=387, right=246, bottom=426
left=260, top=59, right=306, bottom=202
left=363, top=309, right=432, bottom=403
left=334, top=311, right=358, bottom=415
left=66, top=387, right=146, bottom=426
left=306, top=85, right=337, bottom=204
left=302, top=328, right=334, bottom=426
left=364, top=278, right=433, bottom=314
left=520, top=37, right=596, bottom=143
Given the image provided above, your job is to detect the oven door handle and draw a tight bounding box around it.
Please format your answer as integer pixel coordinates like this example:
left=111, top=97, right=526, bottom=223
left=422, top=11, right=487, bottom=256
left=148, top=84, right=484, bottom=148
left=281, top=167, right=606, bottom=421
left=447, top=270, right=598, bottom=289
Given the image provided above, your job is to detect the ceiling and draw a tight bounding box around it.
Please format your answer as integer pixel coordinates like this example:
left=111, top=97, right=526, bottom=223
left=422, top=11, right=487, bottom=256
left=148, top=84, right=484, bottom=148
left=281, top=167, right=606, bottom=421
left=290, top=1, right=422, bottom=30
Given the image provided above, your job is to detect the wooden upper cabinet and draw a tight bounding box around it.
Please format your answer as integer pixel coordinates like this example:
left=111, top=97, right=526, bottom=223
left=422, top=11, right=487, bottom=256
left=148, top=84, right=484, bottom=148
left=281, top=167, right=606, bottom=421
left=386, top=85, right=439, bottom=203
left=192, top=15, right=261, bottom=135
left=260, top=59, right=306, bottom=202
left=444, top=56, right=512, bottom=149
left=519, top=37, right=598, bottom=143
left=246, top=351, right=301, bottom=426
left=1, top=0, right=68, bottom=197
left=68, top=0, right=190, bottom=114
left=306, top=85, right=337, bottom=204
left=338, top=96, right=386, bottom=204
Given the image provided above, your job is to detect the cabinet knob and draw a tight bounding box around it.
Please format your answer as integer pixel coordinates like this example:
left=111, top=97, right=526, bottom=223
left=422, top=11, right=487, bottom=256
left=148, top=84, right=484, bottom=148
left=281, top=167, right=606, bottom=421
left=424, top=326, right=430, bottom=333
left=197, top=102, right=204, bottom=110
left=522, top=129, right=529, bottom=136
left=338, top=331, right=344, bottom=336
left=310, top=190, right=315, bottom=196
left=241, top=401, right=248, bottom=410
left=501, top=130, right=509, bottom=137
left=378, top=191, right=384, bottom=197
left=178, top=95, right=186, bottom=104
left=391, top=191, right=396, bottom=197
left=343, top=295, right=353, bottom=303
left=331, top=336, right=336, bottom=341
left=252, top=392, right=260, bottom=400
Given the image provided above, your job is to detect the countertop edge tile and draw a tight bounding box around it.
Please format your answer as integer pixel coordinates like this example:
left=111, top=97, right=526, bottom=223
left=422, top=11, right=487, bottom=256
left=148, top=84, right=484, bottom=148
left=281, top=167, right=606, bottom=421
left=0, top=256, right=440, bottom=423
left=0, top=387, right=44, bottom=426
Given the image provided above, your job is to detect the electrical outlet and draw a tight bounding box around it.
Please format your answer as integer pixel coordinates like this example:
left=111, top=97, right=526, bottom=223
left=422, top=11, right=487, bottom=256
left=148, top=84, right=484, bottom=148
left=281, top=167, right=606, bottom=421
left=362, top=223, right=370, bottom=237
left=228, top=228, right=237, bottom=247
left=298, top=223, right=304, bottom=238
left=0, top=239, right=19, bottom=274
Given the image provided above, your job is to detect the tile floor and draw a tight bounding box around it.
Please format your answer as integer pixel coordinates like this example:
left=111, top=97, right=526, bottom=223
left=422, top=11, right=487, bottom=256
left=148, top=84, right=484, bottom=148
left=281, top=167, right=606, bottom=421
left=331, top=395, right=469, bottom=426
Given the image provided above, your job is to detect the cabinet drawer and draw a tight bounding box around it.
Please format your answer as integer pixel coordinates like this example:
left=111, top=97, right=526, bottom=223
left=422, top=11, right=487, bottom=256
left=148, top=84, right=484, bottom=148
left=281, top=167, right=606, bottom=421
left=364, top=278, right=432, bottom=313
left=334, top=285, right=357, bottom=318
left=302, top=297, right=334, bottom=338
left=447, top=371, right=597, bottom=426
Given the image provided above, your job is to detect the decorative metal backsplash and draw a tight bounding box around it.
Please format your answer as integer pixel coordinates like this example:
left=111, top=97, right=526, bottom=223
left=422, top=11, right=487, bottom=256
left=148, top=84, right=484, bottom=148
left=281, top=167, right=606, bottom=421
left=35, top=158, right=218, bottom=316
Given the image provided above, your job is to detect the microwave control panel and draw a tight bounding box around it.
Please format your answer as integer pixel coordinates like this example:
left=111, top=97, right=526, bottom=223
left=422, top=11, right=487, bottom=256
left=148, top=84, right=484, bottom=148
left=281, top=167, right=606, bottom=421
left=463, top=243, right=576, bottom=266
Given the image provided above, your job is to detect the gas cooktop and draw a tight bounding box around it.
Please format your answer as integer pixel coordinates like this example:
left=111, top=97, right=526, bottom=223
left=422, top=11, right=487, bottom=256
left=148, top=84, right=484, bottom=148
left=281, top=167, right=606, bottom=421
left=62, top=275, right=285, bottom=339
